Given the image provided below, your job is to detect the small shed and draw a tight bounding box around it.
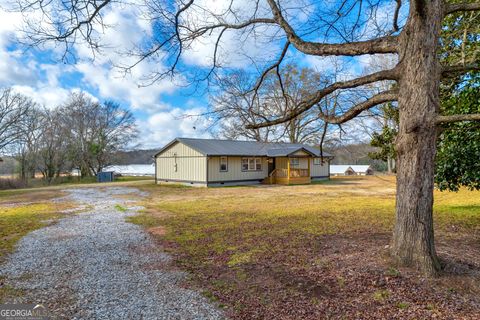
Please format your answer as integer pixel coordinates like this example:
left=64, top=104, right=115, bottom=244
left=97, top=171, right=115, bottom=182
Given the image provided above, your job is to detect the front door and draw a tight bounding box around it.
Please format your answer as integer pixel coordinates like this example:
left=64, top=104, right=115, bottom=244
left=268, top=158, right=275, bottom=175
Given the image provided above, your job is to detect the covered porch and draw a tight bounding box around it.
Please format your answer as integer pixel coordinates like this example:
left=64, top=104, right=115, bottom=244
left=265, top=153, right=312, bottom=185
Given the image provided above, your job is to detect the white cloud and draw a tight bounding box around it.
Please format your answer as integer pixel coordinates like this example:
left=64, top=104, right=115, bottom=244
left=355, top=54, right=398, bottom=73
left=76, top=61, right=178, bottom=113
left=11, top=85, right=94, bottom=108
left=0, top=4, right=71, bottom=105
left=0, top=1, right=183, bottom=113
left=68, top=2, right=184, bottom=113
left=138, top=106, right=212, bottom=148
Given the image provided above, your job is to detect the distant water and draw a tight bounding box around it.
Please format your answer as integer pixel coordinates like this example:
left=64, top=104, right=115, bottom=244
left=103, top=164, right=155, bottom=176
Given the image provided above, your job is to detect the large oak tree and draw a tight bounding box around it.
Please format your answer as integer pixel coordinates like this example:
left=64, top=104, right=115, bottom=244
left=16, top=0, right=480, bottom=275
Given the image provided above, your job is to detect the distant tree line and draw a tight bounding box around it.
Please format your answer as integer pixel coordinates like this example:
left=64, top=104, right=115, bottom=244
left=0, top=89, right=137, bottom=184
left=112, top=149, right=157, bottom=165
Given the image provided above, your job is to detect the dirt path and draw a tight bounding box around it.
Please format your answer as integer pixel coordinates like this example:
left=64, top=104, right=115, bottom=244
left=0, top=187, right=224, bottom=319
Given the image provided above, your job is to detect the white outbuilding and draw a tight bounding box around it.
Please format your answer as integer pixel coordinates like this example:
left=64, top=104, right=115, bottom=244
left=330, top=165, right=374, bottom=176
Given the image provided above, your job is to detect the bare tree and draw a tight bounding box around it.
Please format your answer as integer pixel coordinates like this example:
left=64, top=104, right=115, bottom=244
left=59, top=93, right=137, bottom=176
left=14, top=107, right=43, bottom=181
left=59, top=93, right=98, bottom=177
left=89, top=100, right=138, bottom=174
left=210, top=70, right=279, bottom=142
left=37, top=108, right=69, bottom=183
left=211, top=65, right=334, bottom=144
left=16, top=0, right=480, bottom=275
left=0, top=88, right=34, bottom=153
left=264, top=65, right=332, bottom=144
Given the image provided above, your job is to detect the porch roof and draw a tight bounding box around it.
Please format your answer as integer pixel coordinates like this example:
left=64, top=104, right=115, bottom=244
left=266, top=146, right=316, bottom=157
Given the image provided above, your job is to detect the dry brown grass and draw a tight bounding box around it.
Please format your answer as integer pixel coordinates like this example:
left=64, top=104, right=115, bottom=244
left=131, top=176, right=480, bottom=319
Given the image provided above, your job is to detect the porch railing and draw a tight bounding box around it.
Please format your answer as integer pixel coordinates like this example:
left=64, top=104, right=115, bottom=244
left=273, top=168, right=309, bottom=178
left=290, top=168, right=309, bottom=177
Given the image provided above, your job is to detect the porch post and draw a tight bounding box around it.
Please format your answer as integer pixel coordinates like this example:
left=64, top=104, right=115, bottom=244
left=287, top=157, right=290, bottom=184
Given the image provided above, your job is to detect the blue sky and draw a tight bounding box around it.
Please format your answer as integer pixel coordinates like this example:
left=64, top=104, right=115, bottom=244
left=0, top=0, right=400, bottom=149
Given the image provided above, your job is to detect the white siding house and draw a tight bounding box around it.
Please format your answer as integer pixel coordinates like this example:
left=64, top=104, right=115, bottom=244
left=155, top=138, right=333, bottom=187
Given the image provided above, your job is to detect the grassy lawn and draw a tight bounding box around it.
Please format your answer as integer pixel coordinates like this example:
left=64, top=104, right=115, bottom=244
left=4, top=175, right=154, bottom=189
left=132, top=176, right=480, bottom=319
left=0, top=188, right=75, bottom=302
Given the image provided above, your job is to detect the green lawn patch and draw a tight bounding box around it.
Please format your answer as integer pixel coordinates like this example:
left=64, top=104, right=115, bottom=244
left=0, top=191, right=74, bottom=302
left=0, top=203, right=68, bottom=261
left=114, top=204, right=127, bottom=212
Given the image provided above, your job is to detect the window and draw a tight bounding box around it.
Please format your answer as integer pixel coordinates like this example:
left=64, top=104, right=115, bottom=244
left=220, top=156, right=228, bottom=171
left=290, top=158, right=300, bottom=167
left=249, top=158, right=255, bottom=170
left=256, top=159, right=262, bottom=171
left=242, top=158, right=249, bottom=171
left=242, top=157, right=262, bottom=171
left=313, top=158, right=322, bottom=165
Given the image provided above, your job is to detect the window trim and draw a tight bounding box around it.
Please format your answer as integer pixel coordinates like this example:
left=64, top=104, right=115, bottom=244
left=313, top=157, right=322, bottom=165
left=220, top=156, right=228, bottom=172
left=241, top=157, right=262, bottom=171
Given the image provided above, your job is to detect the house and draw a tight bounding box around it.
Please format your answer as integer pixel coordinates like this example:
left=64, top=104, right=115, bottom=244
left=154, top=138, right=333, bottom=187
left=330, top=165, right=374, bottom=176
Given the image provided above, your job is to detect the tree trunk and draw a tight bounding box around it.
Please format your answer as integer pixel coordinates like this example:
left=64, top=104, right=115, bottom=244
left=392, top=1, right=443, bottom=276
left=18, top=156, right=27, bottom=182
left=387, top=156, right=392, bottom=174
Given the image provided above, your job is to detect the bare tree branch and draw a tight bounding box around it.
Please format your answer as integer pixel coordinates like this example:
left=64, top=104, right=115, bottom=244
left=444, top=2, right=480, bottom=15
left=247, top=67, right=398, bottom=128
left=45, top=0, right=112, bottom=42
left=393, top=0, right=402, bottom=32
left=250, top=41, right=290, bottom=103
left=436, top=113, right=480, bottom=123
left=266, top=0, right=399, bottom=56
left=441, top=63, right=480, bottom=77
left=248, top=89, right=398, bottom=128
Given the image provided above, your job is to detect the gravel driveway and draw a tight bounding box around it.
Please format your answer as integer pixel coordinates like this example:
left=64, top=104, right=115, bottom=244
left=0, top=187, right=224, bottom=320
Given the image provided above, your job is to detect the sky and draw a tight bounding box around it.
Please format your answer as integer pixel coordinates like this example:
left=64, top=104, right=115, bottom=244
left=0, top=0, right=402, bottom=150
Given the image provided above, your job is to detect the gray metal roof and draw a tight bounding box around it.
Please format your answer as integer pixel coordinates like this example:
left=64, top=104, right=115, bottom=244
left=156, top=138, right=333, bottom=157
